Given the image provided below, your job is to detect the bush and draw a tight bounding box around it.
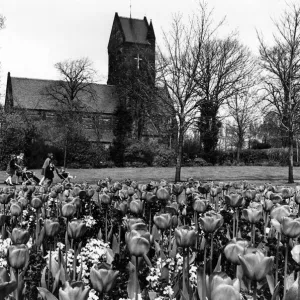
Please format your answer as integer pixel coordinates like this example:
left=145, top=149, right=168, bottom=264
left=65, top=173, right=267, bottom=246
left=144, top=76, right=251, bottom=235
left=152, top=144, right=176, bottom=167
left=251, top=139, right=272, bottom=149
left=124, top=141, right=155, bottom=166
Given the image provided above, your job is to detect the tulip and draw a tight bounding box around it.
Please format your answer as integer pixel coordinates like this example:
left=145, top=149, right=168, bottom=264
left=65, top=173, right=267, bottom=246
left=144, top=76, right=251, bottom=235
left=224, top=239, right=249, bottom=265
left=225, top=194, right=244, bottom=208
left=244, top=189, right=257, bottom=201
left=67, top=220, right=87, bottom=240
left=44, top=219, right=60, bottom=238
left=174, top=226, right=196, bottom=248
left=0, top=266, right=17, bottom=299
left=291, top=244, right=300, bottom=264
left=238, top=250, right=274, bottom=282
left=7, top=244, right=29, bottom=270
left=59, top=281, right=90, bottom=300
left=127, top=231, right=150, bottom=257
left=199, top=212, right=224, bottom=234
left=30, top=197, right=43, bottom=209
left=61, top=203, right=76, bottom=218
left=90, top=264, right=119, bottom=295
left=153, top=213, right=171, bottom=230
left=130, top=200, right=144, bottom=216
left=156, top=188, right=170, bottom=203
left=193, top=199, right=209, bottom=213
left=10, top=203, right=22, bottom=217
left=209, top=272, right=240, bottom=300
left=114, top=201, right=128, bottom=216
left=11, top=228, right=30, bottom=245
left=242, top=208, right=262, bottom=224
left=281, top=187, right=293, bottom=200
left=172, top=183, right=184, bottom=196
left=126, top=218, right=145, bottom=231
left=281, top=217, right=300, bottom=238
left=270, top=205, right=290, bottom=222
left=263, top=199, right=273, bottom=212
left=0, top=194, right=10, bottom=205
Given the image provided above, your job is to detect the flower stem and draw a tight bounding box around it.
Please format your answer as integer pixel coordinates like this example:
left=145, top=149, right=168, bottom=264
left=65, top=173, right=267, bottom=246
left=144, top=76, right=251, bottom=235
left=135, top=256, right=139, bottom=300
left=283, top=242, right=289, bottom=300
left=105, top=209, right=108, bottom=243
left=186, top=247, right=190, bottom=299
left=203, top=245, right=207, bottom=300
left=233, top=210, right=236, bottom=238
left=251, top=223, right=255, bottom=247
left=275, top=232, right=280, bottom=285
left=236, top=209, right=239, bottom=237
left=210, top=233, right=214, bottom=274
left=253, top=281, right=257, bottom=300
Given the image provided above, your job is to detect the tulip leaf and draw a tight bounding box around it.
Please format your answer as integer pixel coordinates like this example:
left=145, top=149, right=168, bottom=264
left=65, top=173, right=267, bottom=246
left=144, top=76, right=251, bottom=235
left=107, top=224, right=113, bottom=242
left=213, top=254, right=222, bottom=273
left=52, top=270, right=61, bottom=293
left=266, top=274, right=275, bottom=295
left=60, top=264, right=66, bottom=285
left=170, top=238, right=177, bottom=259
left=0, top=281, right=17, bottom=300
left=65, top=230, right=70, bottom=252
left=41, top=266, right=48, bottom=289
left=143, top=253, right=152, bottom=267
left=197, top=267, right=206, bottom=300
left=180, top=291, right=188, bottom=300
left=189, top=252, right=196, bottom=266
left=151, top=225, right=160, bottom=241
left=286, top=272, right=295, bottom=291
left=112, top=234, right=119, bottom=254
left=106, top=248, right=114, bottom=264
left=37, top=227, right=45, bottom=248
left=271, top=282, right=281, bottom=300
left=37, top=287, right=58, bottom=300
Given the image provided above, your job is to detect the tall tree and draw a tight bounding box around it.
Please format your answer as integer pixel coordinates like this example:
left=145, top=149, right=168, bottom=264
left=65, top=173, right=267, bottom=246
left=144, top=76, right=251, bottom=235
left=196, top=36, right=255, bottom=153
left=42, top=58, right=98, bottom=167
left=157, top=6, right=215, bottom=181
left=258, top=4, right=300, bottom=183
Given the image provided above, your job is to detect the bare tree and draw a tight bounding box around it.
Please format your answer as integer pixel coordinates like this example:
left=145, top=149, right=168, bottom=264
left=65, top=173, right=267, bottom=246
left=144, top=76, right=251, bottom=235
left=157, top=7, right=215, bottom=181
left=258, top=4, right=300, bottom=183
left=42, top=58, right=98, bottom=167
left=226, top=91, right=260, bottom=162
left=196, top=36, right=255, bottom=153
left=0, top=15, right=5, bottom=30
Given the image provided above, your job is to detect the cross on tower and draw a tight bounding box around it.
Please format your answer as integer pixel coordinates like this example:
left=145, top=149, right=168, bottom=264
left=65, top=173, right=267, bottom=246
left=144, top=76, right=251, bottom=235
left=134, top=53, right=142, bottom=70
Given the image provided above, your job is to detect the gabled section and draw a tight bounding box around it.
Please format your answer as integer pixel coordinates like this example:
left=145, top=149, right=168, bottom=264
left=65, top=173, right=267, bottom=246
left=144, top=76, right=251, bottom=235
left=108, top=12, right=125, bottom=53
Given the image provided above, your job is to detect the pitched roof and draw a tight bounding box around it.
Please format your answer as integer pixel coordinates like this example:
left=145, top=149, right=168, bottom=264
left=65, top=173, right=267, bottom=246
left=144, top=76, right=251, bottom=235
left=10, top=77, right=119, bottom=114
left=118, top=16, right=150, bottom=45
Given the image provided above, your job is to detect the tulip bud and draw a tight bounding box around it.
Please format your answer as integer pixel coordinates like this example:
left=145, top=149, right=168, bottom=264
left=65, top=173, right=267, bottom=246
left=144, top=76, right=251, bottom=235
left=44, top=219, right=60, bottom=237
left=156, top=188, right=170, bottom=201
left=193, top=199, right=209, bottom=213
left=225, top=194, right=244, bottom=208
left=224, top=239, right=249, bottom=265
left=172, top=184, right=184, bottom=196
left=238, top=250, right=274, bottom=281
left=0, top=194, right=10, bottom=205
left=10, top=203, right=22, bottom=217
left=281, top=217, right=300, bottom=238
left=90, top=264, right=119, bottom=294
left=242, top=208, right=262, bottom=224
left=127, top=231, right=150, bottom=257
left=67, top=220, right=87, bottom=240
left=31, top=197, right=43, bottom=209
left=175, top=226, right=196, bottom=248
left=114, top=201, right=128, bottom=216
left=263, top=199, right=273, bottom=212
left=11, top=228, right=30, bottom=245
left=59, top=281, right=90, bottom=300
left=61, top=203, right=76, bottom=218
left=199, top=212, right=224, bottom=234
left=153, top=213, right=171, bottom=230
left=0, top=266, right=18, bottom=298
left=171, top=215, right=178, bottom=228
left=100, top=193, right=112, bottom=205
left=7, top=244, right=29, bottom=270
left=270, top=205, right=290, bottom=222
left=129, top=199, right=144, bottom=215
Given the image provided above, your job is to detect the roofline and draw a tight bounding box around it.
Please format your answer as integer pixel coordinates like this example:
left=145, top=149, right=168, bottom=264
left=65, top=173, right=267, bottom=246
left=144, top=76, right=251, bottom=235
left=10, top=76, right=115, bottom=88
left=118, top=15, right=147, bottom=22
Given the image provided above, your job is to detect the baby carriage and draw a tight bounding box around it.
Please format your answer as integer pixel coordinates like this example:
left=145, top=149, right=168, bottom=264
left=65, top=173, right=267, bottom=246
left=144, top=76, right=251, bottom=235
left=21, top=168, right=40, bottom=185
left=56, top=168, right=76, bottom=184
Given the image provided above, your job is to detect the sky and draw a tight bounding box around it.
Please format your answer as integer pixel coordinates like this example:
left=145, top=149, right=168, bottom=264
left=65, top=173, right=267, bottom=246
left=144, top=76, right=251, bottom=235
left=0, top=0, right=294, bottom=101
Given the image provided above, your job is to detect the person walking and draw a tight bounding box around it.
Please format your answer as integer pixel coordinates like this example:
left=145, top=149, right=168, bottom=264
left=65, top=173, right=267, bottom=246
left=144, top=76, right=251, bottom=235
left=15, top=152, right=25, bottom=185
left=44, top=162, right=56, bottom=186
left=4, top=154, right=20, bottom=186
left=39, top=153, right=53, bottom=186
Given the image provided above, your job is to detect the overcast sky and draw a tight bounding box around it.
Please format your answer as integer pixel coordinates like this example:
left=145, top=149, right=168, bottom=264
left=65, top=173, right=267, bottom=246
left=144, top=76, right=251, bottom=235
left=0, top=0, right=294, bottom=100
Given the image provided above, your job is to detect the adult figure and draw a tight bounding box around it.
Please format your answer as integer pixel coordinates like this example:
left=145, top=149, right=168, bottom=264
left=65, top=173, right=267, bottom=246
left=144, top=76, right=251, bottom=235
left=15, top=152, right=25, bottom=185
left=39, top=153, right=54, bottom=186
left=4, top=154, right=20, bottom=186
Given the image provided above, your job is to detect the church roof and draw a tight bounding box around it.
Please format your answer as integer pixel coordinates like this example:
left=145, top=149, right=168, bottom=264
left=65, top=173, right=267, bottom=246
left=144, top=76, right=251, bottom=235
left=8, top=77, right=119, bottom=114
left=118, top=16, right=150, bottom=45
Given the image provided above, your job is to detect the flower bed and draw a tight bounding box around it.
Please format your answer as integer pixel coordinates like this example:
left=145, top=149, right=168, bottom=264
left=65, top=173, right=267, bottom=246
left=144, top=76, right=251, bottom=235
left=0, top=179, right=300, bottom=299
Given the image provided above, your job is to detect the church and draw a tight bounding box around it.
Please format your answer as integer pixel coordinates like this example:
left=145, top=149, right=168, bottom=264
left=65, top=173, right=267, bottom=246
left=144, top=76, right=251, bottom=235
left=4, top=13, right=167, bottom=147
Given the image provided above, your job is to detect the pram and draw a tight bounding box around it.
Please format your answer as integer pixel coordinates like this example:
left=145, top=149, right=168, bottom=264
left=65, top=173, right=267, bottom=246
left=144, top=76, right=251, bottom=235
left=56, top=169, right=75, bottom=184
left=20, top=168, right=40, bottom=185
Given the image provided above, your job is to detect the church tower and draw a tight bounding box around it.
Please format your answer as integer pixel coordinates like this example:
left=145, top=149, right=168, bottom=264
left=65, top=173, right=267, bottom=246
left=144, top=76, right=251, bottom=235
left=107, top=13, right=156, bottom=86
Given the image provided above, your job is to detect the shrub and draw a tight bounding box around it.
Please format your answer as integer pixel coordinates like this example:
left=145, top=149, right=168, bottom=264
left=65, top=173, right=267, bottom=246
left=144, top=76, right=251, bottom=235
left=152, top=144, right=176, bottom=167
left=124, top=141, right=155, bottom=166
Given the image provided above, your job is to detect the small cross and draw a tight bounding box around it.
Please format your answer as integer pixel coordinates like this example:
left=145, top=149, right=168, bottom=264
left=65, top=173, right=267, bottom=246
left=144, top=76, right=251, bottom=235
left=134, top=53, right=142, bottom=70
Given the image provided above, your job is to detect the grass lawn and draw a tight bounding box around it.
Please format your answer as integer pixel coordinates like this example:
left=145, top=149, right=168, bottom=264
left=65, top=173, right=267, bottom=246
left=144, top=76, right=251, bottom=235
left=2, top=166, right=300, bottom=186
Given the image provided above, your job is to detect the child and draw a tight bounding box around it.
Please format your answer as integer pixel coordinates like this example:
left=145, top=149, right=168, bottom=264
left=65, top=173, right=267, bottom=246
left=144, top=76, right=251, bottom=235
left=4, top=154, right=20, bottom=186
left=39, top=153, right=53, bottom=186
left=15, top=152, right=25, bottom=185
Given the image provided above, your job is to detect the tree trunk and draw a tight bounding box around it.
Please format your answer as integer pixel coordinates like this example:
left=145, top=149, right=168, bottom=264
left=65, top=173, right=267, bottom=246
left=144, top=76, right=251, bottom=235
left=175, top=127, right=184, bottom=182
left=237, top=146, right=241, bottom=163
left=64, top=141, right=67, bottom=169
left=288, top=129, right=294, bottom=183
